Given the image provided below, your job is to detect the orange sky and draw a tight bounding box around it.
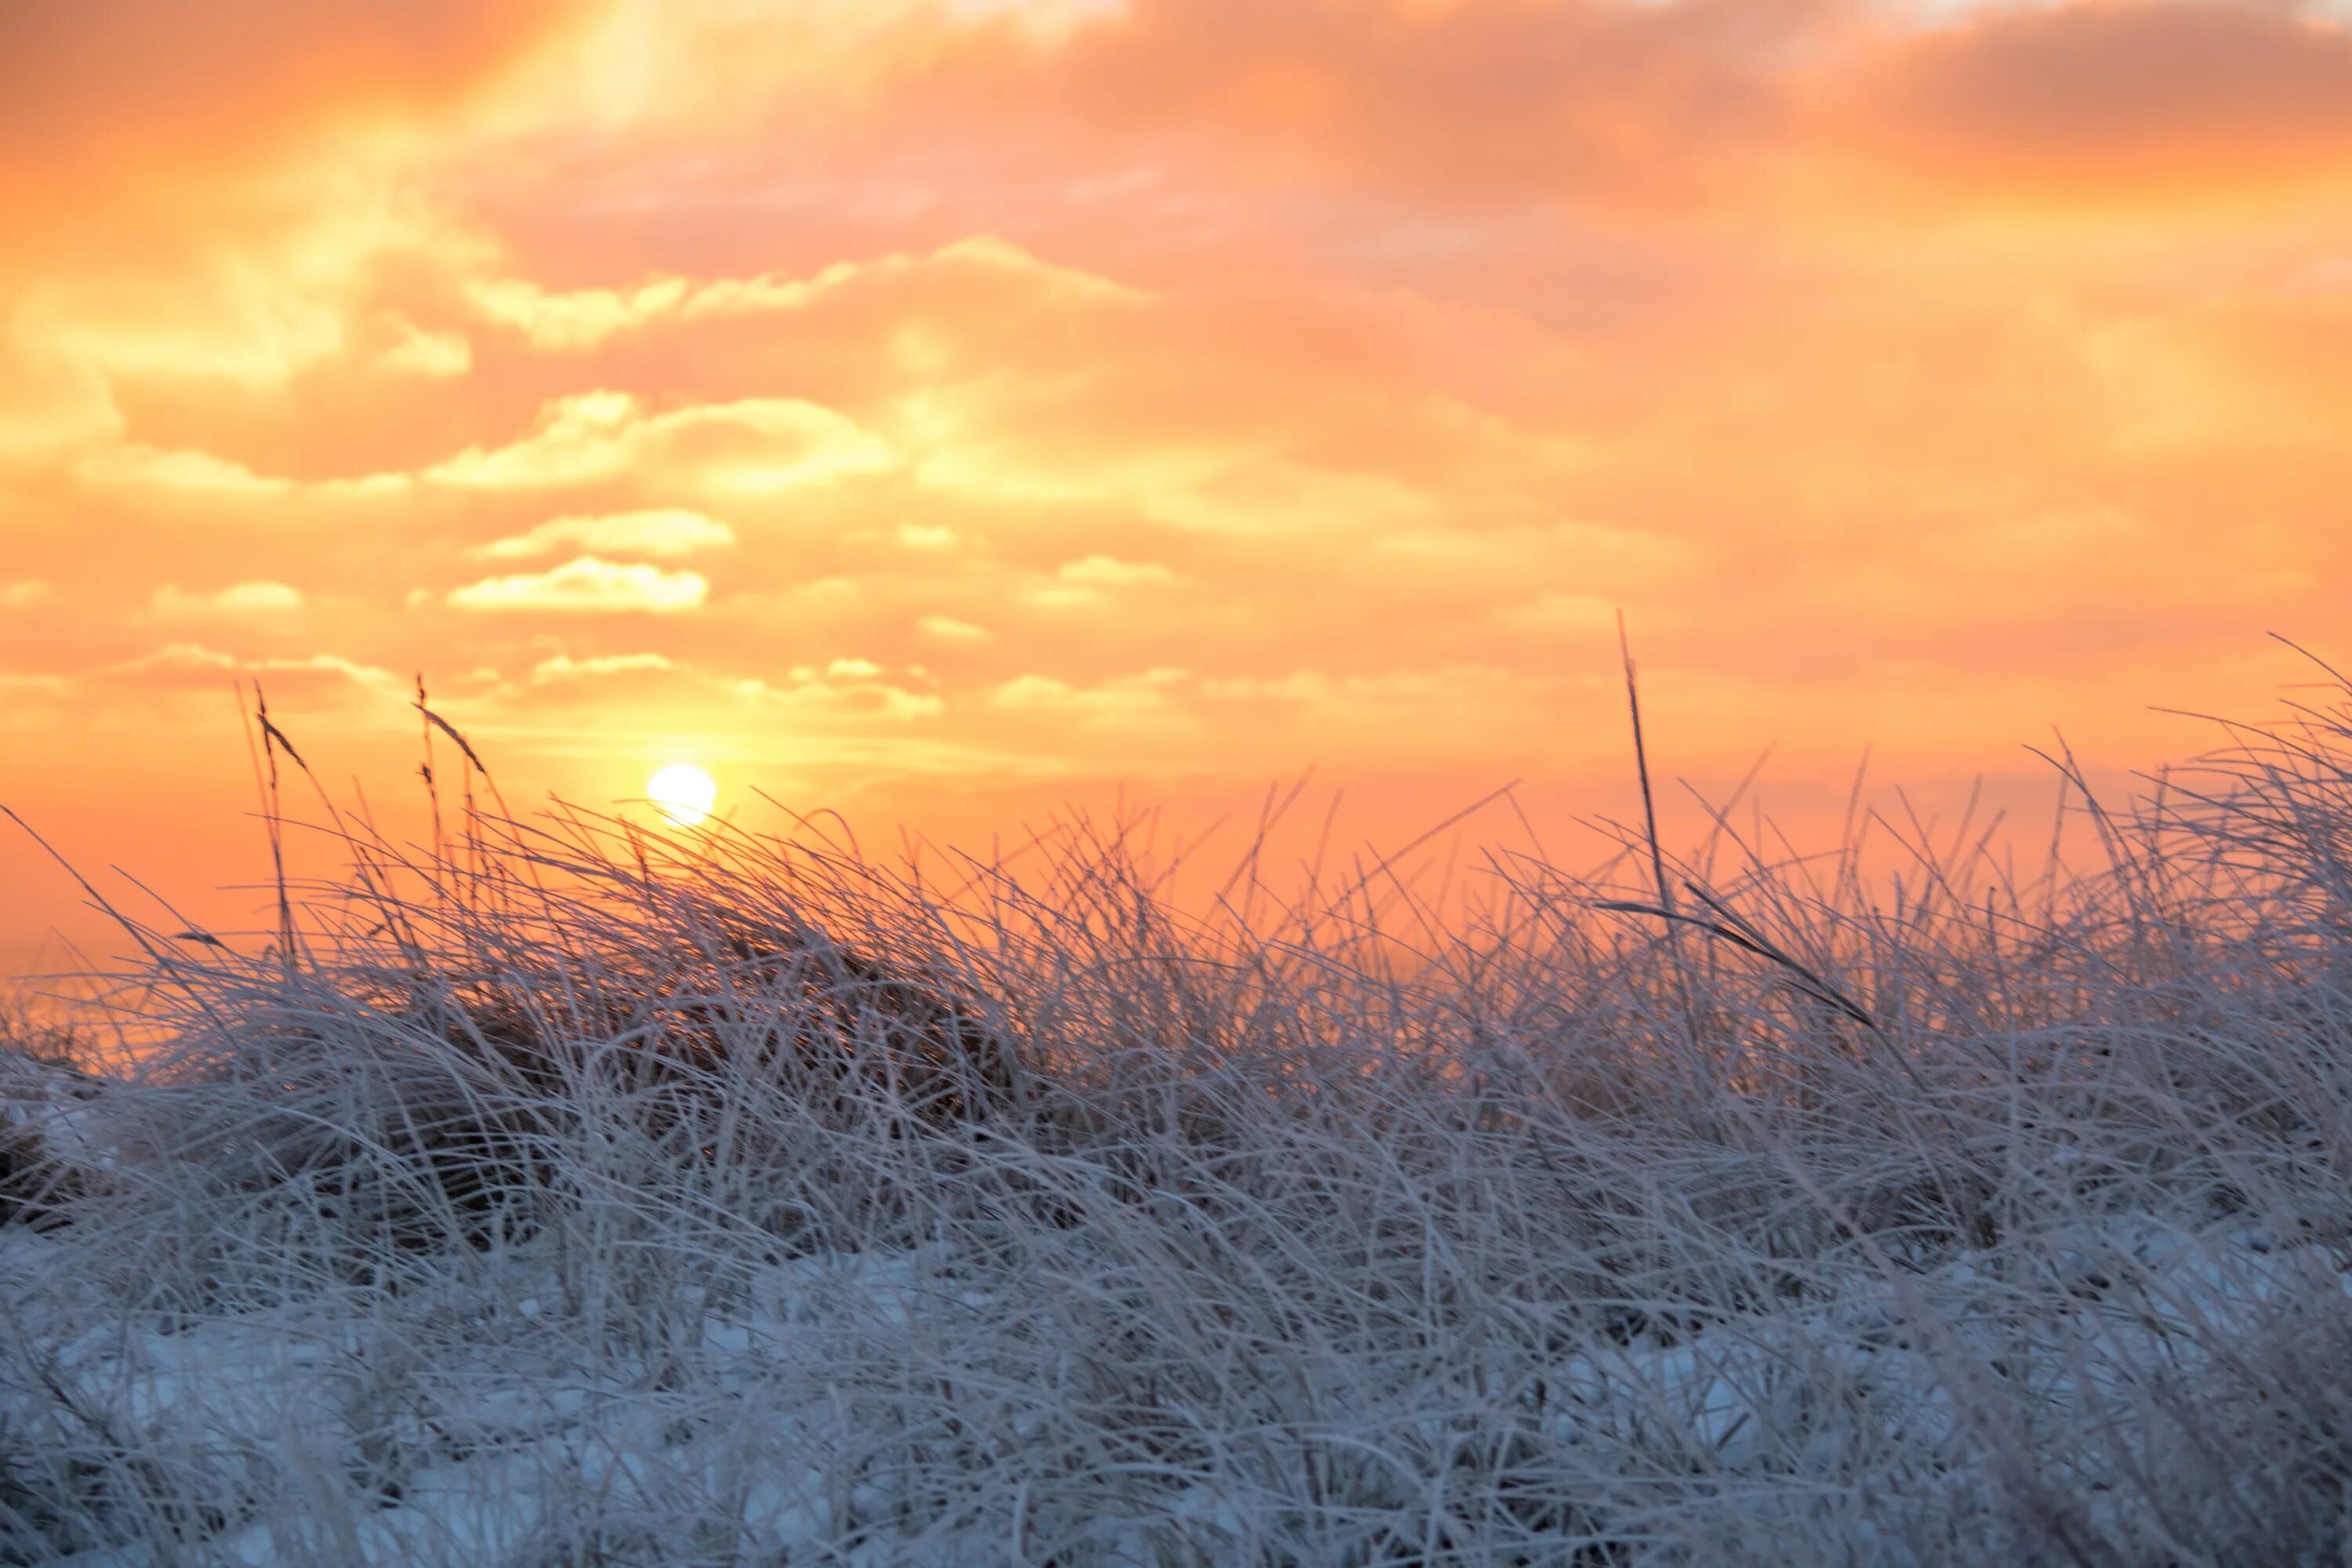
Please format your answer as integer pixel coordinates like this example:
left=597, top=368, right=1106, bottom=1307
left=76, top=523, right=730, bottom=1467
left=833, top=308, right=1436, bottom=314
left=2, top=0, right=2348, bottom=975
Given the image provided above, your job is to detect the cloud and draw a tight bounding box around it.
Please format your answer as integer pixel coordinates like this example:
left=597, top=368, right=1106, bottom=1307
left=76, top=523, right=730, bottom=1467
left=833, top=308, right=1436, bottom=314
left=1838, top=2, right=2352, bottom=201
left=423, top=392, right=898, bottom=494
left=78, top=445, right=293, bottom=496
left=477, top=509, right=736, bottom=561
left=1055, top=554, right=1174, bottom=586
left=1497, top=590, right=1618, bottom=635
left=466, top=237, right=1138, bottom=349
left=916, top=0, right=1820, bottom=213
left=738, top=666, right=944, bottom=722
left=0, top=0, right=598, bottom=212
left=0, top=581, right=53, bottom=608
left=916, top=615, right=991, bottom=641
left=380, top=325, right=474, bottom=378
left=152, top=581, right=305, bottom=615
left=447, top=557, right=710, bottom=613
left=528, top=652, right=681, bottom=684
left=96, top=642, right=398, bottom=693
left=989, top=667, right=1191, bottom=720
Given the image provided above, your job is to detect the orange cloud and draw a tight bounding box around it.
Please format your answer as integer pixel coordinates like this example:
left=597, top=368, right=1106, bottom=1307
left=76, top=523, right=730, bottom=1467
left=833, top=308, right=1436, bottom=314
left=0, top=0, right=593, bottom=210
left=914, top=0, right=1835, bottom=212
left=1837, top=2, right=2352, bottom=204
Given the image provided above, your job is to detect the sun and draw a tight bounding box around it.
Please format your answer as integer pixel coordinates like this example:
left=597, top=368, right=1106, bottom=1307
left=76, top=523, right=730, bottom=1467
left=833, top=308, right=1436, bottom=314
left=646, top=762, right=718, bottom=828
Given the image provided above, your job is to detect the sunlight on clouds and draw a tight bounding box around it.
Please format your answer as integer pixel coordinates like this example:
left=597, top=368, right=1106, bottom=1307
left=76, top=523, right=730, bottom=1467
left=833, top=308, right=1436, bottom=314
left=423, top=390, right=642, bottom=488
left=379, top=325, right=474, bottom=378
left=521, top=0, right=1129, bottom=141
left=1056, top=554, right=1174, bottom=586
left=916, top=615, right=991, bottom=641
left=80, top=445, right=294, bottom=496
left=13, top=274, right=348, bottom=389
left=1144, top=465, right=1441, bottom=539
left=1497, top=591, right=1621, bottom=635
left=448, top=557, right=710, bottom=613
left=528, top=652, right=681, bottom=684
left=1027, top=554, right=1181, bottom=610
left=466, top=275, right=694, bottom=350
left=740, top=669, right=943, bottom=721
left=0, top=353, right=118, bottom=462
left=989, top=668, right=1189, bottom=719
left=0, top=581, right=53, bottom=608
left=424, top=393, right=896, bottom=495
left=152, top=582, right=305, bottom=616
left=465, top=238, right=1136, bottom=352
left=100, top=644, right=400, bottom=692
left=477, top=509, right=736, bottom=560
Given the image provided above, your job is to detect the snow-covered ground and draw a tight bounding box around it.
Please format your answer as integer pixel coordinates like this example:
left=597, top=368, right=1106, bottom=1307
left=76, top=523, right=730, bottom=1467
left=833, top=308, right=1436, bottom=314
left=9, top=1181, right=2349, bottom=1566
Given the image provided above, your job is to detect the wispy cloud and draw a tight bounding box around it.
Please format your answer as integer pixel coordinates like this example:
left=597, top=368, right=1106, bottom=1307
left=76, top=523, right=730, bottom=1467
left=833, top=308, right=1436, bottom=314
left=476, top=510, right=736, bottom=561
left=1055, top=555, right=1174, bottom=586
left=448, top=558, right=710, bottom=614
left=528, top=652, right=681, bottom=684
left=916, top=615, right=991, bottom=642
left=152, top=581, right=304, bottom=615
left=423, top=393, right=898, bottom=495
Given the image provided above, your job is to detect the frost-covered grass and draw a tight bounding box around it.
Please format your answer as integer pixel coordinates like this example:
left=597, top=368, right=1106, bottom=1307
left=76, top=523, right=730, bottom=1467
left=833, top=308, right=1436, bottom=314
left=5, top=684, right=2352, bottom=1566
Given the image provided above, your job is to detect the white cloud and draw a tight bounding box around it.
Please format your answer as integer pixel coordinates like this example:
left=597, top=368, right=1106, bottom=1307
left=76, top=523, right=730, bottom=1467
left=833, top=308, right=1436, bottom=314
left=477, top=509, right=736, bottom=561
left=448, top=557, right=709, bottom=614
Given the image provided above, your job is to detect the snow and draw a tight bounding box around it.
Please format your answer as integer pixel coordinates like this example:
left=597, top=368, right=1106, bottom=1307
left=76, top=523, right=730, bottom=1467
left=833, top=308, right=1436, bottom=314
left=9, top=1201, right=2346, bottom=1567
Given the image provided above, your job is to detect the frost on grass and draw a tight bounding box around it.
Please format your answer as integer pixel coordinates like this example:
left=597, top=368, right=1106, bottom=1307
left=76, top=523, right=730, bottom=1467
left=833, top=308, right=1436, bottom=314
left=5, top=684, right=2352, bottom=1565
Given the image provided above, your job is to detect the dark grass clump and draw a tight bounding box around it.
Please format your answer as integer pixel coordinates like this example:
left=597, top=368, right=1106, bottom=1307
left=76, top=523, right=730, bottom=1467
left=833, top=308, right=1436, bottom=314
left=0, top=1000, right=103, bottom=1232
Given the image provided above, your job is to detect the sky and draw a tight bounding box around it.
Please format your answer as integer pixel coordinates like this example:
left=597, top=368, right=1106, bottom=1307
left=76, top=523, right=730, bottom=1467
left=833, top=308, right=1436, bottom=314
left=2, top=0, right=2348, bottom=973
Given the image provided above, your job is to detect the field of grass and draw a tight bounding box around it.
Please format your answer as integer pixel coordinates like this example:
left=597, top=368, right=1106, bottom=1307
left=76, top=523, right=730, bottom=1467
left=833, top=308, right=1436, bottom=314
left=3, top=677, right=2350, bottom=1566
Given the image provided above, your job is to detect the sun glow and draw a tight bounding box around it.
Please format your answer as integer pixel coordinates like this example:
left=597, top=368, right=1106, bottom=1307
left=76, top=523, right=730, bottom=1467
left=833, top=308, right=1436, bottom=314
left=647, top=762, right=718, bottom=827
